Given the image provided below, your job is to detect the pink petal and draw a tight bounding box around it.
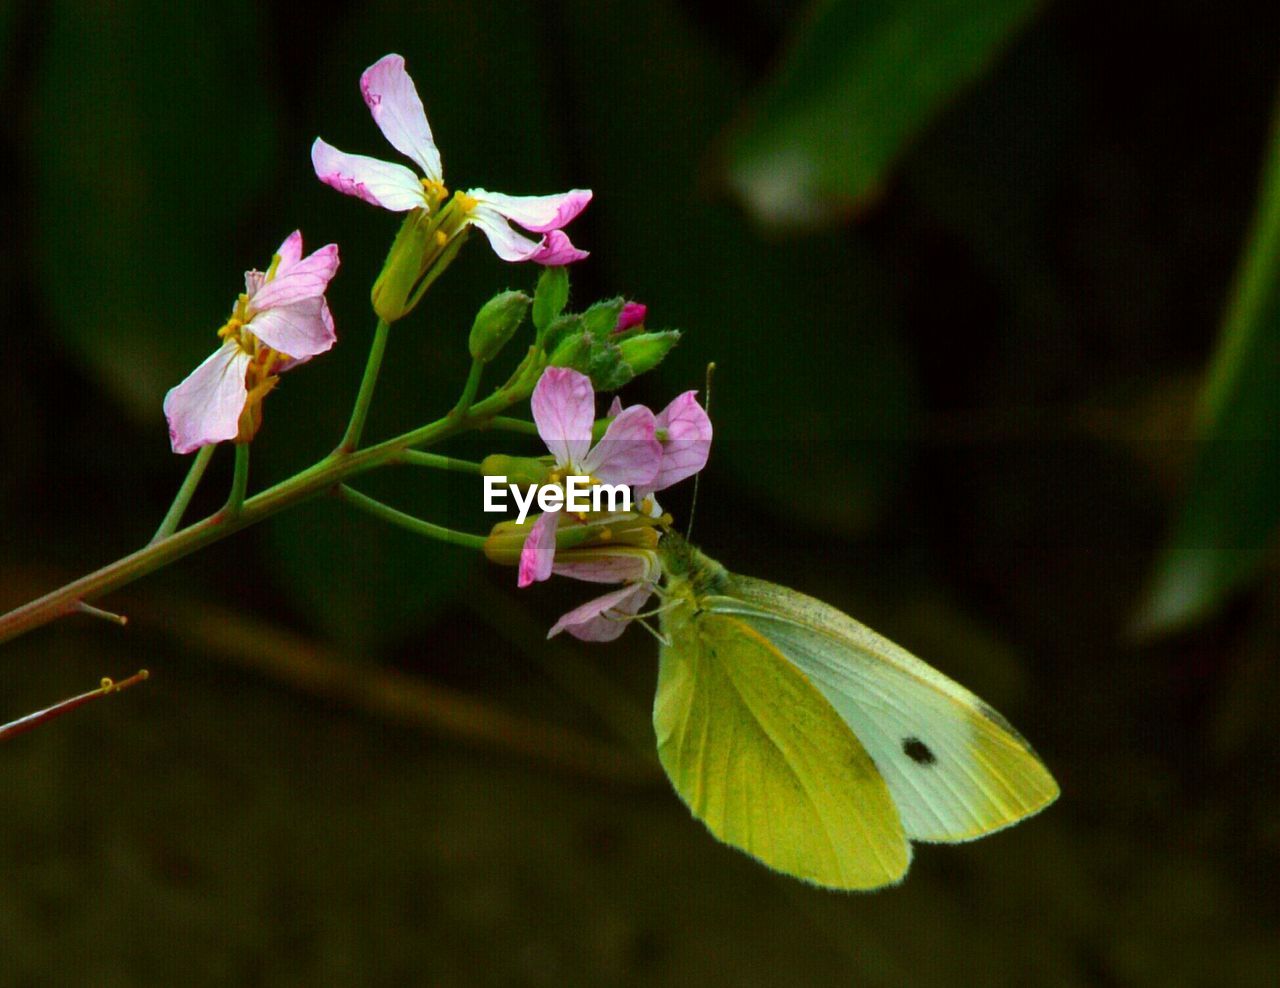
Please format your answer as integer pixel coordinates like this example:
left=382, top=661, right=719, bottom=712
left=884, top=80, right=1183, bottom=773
left=524, top=229, right=590, bottom=266
left=530, top=367, right=595, bottom=467
left=244, top=270, right=266, bottom=296
left=606, top=396, right=623, bottom=417
left=249, top=297, right=336, bottom=362
left=651, top=391, right=713, bottom=491
left=468, top=188, right=592, bottom=233
left=311, top=138, right=425, bottom=211
left=252, top=241, right=340, bottom=310
left=465, top=205, right=546, bottom=261
left=547, top=583, right=653, bottom=642
left=553, top=548, right=657, bottom=585
left=581, top=405, right=660, bottom=488
left=360, top=53, right=442, bottom=182
left=274, top=230, right=304, bottom=270
left=614, top=302, right=647, bottom=333
left=163, top=341, right=252, bottom=454
left=517, top=510, right=560, bottom=588
left=274, top=298, right=335, bottom=373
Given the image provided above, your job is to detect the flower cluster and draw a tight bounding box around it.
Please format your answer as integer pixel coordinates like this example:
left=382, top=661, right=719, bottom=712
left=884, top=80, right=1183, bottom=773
left=507, top=368, right=712, bottom=641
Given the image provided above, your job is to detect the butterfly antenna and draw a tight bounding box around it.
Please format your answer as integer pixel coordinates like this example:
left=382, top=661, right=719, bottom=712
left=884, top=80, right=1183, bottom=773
left=685, top=362, right=715, bottom=541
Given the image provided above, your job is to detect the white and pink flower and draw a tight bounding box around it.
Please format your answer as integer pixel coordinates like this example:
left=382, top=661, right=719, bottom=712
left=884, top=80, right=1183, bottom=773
left=548, top=547, right=662, bottom=642
left=517, top=368, right=662, bottom=587
left=313, top=54, right=591, bottom=265
left=163, top=231, right=339, bottom=454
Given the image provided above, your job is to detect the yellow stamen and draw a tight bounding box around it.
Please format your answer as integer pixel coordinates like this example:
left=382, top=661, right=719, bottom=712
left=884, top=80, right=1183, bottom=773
left=435, top=230, right=448, bottom=246
left=454, top=191, right=478, bottom=213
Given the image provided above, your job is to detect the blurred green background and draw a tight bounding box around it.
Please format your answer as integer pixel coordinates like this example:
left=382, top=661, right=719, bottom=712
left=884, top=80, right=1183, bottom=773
left=3, top=0, right=1279, bottom=984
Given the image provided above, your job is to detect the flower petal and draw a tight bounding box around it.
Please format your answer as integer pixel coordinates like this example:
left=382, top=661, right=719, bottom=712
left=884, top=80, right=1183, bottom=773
left=249, top=296, right=336, bottom=361
left=517, top=510, right=560, bottom=588
left=553, top=547, right=658, bottom=585
left=252, top=241, right=339, bottom=310
left=274, top=230, right=304, bottom=269
left=311, top=138, right=425, bottom=211
left=651, top=391, right=713, bottom=491
left=465, top=204, right=546, bottom=261
left=360, top=54, right=442, bottom=182
left=531, top=367, right=595, bottom=467
left=581, top=405, right=660, bottom=488
left=163, top=341, right=252, bottom=454
left=547, top=583, right=653, bottom=642
left=523, top=229, right=589, bottom=266
left=468, top=188, right=592, bottom=233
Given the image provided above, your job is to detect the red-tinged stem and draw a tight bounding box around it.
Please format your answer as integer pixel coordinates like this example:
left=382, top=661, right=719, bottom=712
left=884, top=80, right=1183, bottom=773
left=0, top=669, right=151, bottom=741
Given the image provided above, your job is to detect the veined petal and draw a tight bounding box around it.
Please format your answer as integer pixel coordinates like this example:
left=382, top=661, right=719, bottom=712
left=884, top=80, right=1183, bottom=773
left=249, top=296, right=336, bottom=361
left=469, top=188, right=592, bottom=233
left=252, top=241, right=339, bottom=310
left=581, top=405, right=660, bottom=488
left=524, top=229, right=589, bottom=266
left=360, top=54, right=442, bottom=182
left=531, top=367, right=595, bottom=467
left=651, top=391, right=713, bottom=491
left=275, top=298, right=335, bottom=373
left=163, top=341, right=252, bottom=454
left=274, top=230, right=304, bottom=269
left=465, top=204, right=546, bottom=262
left=311, top=138, right=425, bottom=212
left=553, top=547, right=660, bottom=585
left=517, top=510, right=560, bottom=587
left=547, top=583, right=653, bottom=642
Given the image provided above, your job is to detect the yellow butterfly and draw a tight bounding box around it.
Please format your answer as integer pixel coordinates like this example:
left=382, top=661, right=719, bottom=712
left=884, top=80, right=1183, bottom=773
left=654, top=532, right=1059, bottom=891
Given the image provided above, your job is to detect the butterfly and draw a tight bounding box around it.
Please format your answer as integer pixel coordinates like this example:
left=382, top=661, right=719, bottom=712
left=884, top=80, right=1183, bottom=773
left=653, top=531, right=1059, bottom=890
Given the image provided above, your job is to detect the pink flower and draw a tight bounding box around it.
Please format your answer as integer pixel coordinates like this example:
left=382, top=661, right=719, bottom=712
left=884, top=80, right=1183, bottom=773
left=614, top=302, right=647, bottom=333
left=607, top=390, right=713, bottom=504
left=313, top=54, right=591, bottom=265
left=163, top=231, right=339, bottom=454
left=517, top=369, right=662, bottom=587
left=548, top=548, right=661, bottom=642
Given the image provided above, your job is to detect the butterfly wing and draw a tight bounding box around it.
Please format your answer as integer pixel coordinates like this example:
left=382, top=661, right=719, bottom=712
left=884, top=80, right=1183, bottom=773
left=708, top=576, right=1059, bottom=844
left=655, top=604, right=910, bottom=890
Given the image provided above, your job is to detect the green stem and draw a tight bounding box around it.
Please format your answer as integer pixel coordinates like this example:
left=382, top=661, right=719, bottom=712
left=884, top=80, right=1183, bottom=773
left=450, top=358, right=484, bottom=419
left=0, top=383, right=526, bottom=647
left=151, top=445, right=215, bottom=544
left=222, top=443, right=250, bottom=519
left=487, top=416, right=540, bottom=437
left=339, top=317, right=391, bottom=452
left=336, top=484, right=488, bottom=551
left=396, top=450, right=483, bottom=474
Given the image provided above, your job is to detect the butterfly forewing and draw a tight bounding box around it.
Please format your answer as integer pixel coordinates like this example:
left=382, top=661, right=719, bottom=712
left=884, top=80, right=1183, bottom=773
left=707, top=576, right=1060, bottom=843
left=655, top=600, right=911, bottom=890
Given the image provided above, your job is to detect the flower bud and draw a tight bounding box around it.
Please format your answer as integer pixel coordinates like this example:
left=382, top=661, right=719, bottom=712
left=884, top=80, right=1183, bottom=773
left=371, top=209, right=434, bottom=323
left=617, top=331, right=680, bottom=377
left=532, top=265, right=570, bottom=339
left=469, top=291, right=532, bottom=363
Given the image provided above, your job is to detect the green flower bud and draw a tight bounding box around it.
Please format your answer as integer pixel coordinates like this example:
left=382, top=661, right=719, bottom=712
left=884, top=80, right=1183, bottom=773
left=617, top=330, right=680, bottom=377
left=372, top=209, right=434, bottom=323
left=581, top=297, right=625, bottom=338
left=469, top=291, right=532, bottom=363
left=532, top=266, right=570, bottom=339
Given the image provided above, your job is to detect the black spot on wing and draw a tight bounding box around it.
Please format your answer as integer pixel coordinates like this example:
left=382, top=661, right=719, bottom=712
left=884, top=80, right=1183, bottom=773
left=902, top=737, right=936, bottom=766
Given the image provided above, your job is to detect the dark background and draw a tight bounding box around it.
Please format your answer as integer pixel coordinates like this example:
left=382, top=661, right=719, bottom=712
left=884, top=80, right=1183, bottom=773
left=2, top=1, right=1278, bottom=984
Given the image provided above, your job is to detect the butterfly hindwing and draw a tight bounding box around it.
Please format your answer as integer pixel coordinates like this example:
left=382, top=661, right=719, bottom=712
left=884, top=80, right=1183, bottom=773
left=655, top=603, right=910, bottom=890
left=708, top=576, right=1059, bottom=843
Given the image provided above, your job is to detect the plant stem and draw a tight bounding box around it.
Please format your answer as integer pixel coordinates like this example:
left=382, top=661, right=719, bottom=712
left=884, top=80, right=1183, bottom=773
left=339, top=317, right=391, bottom=452
left=0, top=385, right=523, bottom=647
left=222, top=443, right=250, bottom=518
left=151, top=444, right=215, bottom=543
left=336, top=484, right=488, bottom=551
left=487, top=416, right=540, bottom=437
left=396, top=450, right=483, bottom=473
left=450, top=358, right=484, bottom=419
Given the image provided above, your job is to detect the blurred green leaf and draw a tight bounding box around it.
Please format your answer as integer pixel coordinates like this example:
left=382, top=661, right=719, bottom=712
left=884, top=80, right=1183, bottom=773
left=564, top=0, right=915, bottom=535
left=32, top=0, right=278, bottom=419
left=1137, top=97, right=1280, bottom=632
left=726, top=0, right=1041, bottom=228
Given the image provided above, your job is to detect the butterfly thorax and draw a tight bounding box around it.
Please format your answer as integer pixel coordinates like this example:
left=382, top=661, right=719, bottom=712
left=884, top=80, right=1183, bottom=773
left=658, top=532, right=730, bottom=617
